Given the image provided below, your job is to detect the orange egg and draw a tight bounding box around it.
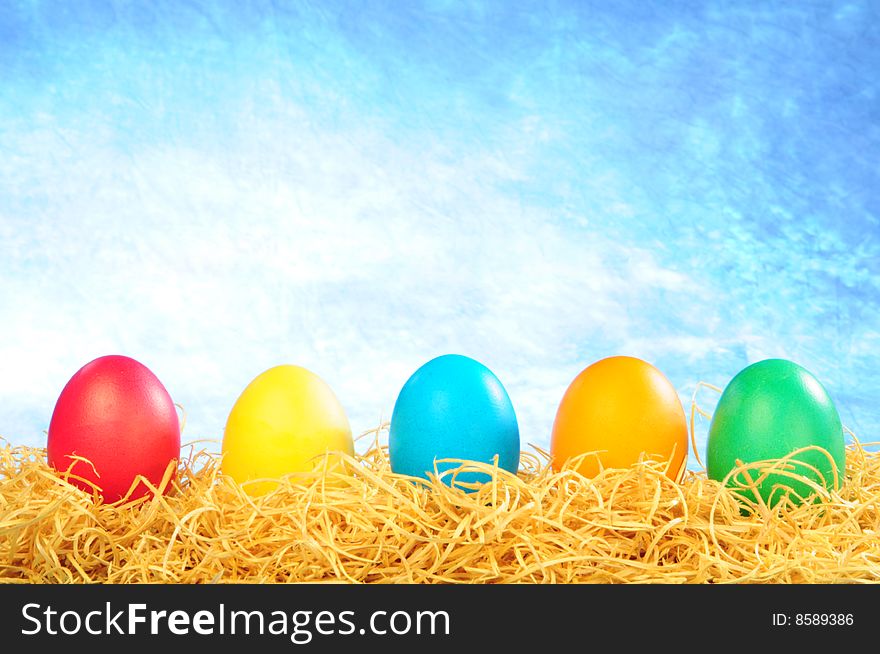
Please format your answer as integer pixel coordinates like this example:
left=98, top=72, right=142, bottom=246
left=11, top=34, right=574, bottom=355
left=550, top=356, right=688, bottom=479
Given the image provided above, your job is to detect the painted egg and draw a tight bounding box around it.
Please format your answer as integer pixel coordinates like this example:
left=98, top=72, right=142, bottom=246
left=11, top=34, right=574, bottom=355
left=551, top=356, right=688, bottom=479
left=389, top=354, right=520, bottom=488
left=707, top=359, right=845, bottom=507
left=222, top=365, right=354, bottom=495
left=47, top=355, right=181, bottom=502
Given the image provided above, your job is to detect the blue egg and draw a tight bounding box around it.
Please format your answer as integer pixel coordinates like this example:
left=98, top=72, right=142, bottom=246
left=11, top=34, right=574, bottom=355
left=389, top=354, right=520, bottom=488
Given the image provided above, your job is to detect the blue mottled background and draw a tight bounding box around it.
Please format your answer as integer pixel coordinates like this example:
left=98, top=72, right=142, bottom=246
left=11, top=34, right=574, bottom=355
left=1, top=1, right=878, bottom=466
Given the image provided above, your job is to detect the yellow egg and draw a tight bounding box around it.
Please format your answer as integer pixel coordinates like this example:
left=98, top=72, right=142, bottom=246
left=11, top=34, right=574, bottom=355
left=222, top=365, right=353, bottom=495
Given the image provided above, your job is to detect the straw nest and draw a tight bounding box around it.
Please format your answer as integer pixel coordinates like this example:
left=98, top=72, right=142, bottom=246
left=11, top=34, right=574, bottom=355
left=2, top=422, right=879, bottom=584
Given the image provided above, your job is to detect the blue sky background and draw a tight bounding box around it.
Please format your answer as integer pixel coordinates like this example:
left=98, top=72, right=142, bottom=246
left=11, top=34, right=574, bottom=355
left=1, top=1, right=878, bottom=467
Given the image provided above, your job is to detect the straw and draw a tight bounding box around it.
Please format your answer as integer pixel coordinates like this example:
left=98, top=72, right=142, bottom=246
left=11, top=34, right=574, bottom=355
left=2, top=422, right=878, bottom=583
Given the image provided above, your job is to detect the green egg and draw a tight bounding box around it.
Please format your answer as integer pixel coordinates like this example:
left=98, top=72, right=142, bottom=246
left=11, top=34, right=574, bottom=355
left=707, top=359, right=845, bottom=508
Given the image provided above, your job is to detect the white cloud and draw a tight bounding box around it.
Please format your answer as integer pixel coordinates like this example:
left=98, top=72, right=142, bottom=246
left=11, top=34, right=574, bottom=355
left=0, top=109, right=706, bottom=451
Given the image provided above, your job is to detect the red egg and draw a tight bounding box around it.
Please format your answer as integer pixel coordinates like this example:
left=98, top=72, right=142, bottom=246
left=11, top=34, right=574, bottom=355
left=47, top=355, right=181, bottom=502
